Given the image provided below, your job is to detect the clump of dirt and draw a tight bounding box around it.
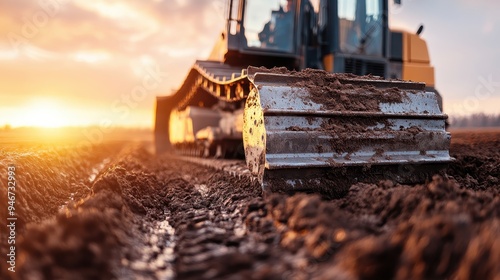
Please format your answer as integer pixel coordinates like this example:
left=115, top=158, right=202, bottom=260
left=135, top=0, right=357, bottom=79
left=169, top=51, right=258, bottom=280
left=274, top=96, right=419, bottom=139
left=454, top=221, right=500, bottom=279
left=17, top=191, right=130, bottom=280
left=266, top=193, right=379, bottom=253
left=319, top=117, right=382, bottom=134
left=253, top=67, right=412, bottom=112
left=255, top=66, right=292, bottom=75
left=300, top=83, right=403, bottom=112
left=324, top=212, right=473, bottom=280
left=282, top=68, right=412, bottom=112
left=448, top=130, right=500, bottom=190
left=320, top=117, right=393, bottom=154
left=263, top=174, right=353, bottom=199
left=259, top=174, right=500, bottom=280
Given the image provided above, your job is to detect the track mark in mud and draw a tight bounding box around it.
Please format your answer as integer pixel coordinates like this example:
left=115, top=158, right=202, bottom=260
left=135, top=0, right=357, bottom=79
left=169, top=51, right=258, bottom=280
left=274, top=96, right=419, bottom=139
left=88, top=158, right=111, bottom=182
left=167, top=174, right=260, bottom=279
left=59, top=157, right=113, bottom=211
left=194, top=184, right=209, bottom=198
left=128, top=217, right=176, bottom=279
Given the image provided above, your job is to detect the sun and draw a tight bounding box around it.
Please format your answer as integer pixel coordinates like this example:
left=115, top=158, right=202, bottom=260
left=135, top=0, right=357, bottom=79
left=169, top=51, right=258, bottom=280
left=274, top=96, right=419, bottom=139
left=20, top=99, right=70, bottom=128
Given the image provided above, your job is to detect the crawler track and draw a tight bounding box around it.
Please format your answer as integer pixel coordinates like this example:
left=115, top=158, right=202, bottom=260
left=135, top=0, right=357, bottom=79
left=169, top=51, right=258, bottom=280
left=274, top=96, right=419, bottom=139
left=157, top=65, right=452, bottom=196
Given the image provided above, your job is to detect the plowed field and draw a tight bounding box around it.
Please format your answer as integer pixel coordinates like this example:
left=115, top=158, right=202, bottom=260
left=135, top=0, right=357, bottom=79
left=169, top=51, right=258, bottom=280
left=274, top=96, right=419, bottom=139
left=1, top=129, right=499, bottom=280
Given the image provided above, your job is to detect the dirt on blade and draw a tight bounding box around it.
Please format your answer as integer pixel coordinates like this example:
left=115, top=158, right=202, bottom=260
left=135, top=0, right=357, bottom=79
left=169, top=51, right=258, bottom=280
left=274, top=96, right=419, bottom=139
left=0, top=129, right=499, bottom=279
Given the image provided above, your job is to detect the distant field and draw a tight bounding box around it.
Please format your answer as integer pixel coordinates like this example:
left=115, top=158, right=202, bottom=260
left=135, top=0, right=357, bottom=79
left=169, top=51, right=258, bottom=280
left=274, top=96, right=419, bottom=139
left=0, top=126, right=153, bottom=145
left=449, top=127, right=500, bottom=145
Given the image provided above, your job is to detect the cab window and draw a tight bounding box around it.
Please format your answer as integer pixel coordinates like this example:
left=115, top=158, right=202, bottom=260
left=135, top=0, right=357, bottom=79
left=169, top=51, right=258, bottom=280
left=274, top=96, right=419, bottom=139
left=243, top=0, right=296, bottom=52
left=338, top=0, right=383, bottom=56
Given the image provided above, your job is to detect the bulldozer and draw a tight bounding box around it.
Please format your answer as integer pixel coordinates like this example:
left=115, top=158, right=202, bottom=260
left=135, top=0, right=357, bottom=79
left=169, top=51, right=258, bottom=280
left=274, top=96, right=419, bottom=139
left=155, top=0, right=451, bottom=196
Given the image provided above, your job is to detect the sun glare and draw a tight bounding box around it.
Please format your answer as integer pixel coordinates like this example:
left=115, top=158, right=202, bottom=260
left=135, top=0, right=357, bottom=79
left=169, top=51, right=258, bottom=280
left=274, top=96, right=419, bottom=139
left=20, top=100, right=70, bottom=128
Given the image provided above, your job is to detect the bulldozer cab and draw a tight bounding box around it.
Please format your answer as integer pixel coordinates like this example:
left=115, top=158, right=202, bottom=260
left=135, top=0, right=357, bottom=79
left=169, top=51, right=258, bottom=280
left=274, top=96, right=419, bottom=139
left=224, top=0, right=317, bottom=69
left=224, top=0, right=390, bottom=75
left=320, top=0, right=388, bottom=76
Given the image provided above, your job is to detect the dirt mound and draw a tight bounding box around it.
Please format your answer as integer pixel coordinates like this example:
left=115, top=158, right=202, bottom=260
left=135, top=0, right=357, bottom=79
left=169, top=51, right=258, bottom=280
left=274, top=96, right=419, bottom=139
left=0, top=143, right=123, bottom=226
left=15, top=146, right=161, bottom=279
left=0, top=143, right=124, bottom=279
left=448, top=131, right=500, bottom=190
left=259, top=175, right=499, bottom=280
left=18, top=192, right=128, bottom=280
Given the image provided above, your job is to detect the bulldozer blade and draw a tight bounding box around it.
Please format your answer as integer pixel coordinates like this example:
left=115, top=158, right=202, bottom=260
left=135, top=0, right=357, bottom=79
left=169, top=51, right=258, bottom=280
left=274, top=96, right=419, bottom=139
left=243, top=69, right=452, bottom=196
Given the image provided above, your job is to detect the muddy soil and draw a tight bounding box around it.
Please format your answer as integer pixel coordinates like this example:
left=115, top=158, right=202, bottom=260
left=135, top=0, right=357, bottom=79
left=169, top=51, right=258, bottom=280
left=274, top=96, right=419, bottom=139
left=1, top=129, right=499, bottom=279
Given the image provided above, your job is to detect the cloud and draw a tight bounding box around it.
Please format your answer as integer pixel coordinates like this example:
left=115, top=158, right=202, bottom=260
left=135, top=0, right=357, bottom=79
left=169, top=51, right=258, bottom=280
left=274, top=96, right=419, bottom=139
left=0, top=0, right=224, bottom=60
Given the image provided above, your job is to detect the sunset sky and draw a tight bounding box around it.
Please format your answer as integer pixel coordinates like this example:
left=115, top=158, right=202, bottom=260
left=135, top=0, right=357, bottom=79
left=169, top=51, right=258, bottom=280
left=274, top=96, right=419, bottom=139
left=0, top=0, right=499, bottom=128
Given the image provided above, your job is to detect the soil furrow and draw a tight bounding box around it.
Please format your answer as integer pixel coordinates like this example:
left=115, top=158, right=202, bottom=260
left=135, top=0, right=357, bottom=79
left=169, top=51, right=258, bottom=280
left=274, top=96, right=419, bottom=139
left=1, top=129, right=499, bottom=279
